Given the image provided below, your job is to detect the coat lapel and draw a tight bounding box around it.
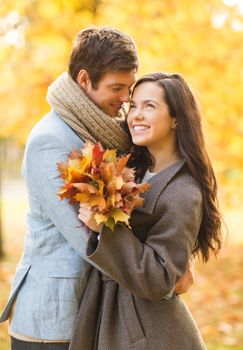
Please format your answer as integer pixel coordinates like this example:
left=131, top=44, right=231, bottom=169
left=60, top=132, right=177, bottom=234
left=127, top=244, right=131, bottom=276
left=138, top=159, right=186, bottom=215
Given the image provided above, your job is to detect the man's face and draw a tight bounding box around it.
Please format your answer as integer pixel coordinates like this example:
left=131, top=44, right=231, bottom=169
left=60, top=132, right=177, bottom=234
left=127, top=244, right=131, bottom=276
left=84, top=70, right=137, bottom=117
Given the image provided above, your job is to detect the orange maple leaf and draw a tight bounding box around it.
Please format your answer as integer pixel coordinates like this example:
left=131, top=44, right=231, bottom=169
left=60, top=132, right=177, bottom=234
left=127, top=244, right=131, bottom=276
left=116, top=153, right=131, bottom=176
left=57, top=142, right=150, bottom=231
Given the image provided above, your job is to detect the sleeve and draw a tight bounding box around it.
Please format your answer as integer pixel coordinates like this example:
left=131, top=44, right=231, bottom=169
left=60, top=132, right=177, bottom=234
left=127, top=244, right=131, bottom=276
left=86, top=183, right=202, bottom=301
left=23, top=132, right=99, bottom=266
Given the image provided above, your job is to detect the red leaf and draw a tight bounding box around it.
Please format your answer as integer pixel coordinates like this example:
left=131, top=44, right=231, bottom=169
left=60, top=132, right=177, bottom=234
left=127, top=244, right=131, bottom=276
left=92, top=143, right=105, bottom=165
left=57, top=184, right=78, bottom=201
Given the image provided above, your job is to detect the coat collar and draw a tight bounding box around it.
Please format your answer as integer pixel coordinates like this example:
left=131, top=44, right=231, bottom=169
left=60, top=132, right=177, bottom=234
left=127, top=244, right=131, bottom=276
left=139, top=158, right=186, bottom=214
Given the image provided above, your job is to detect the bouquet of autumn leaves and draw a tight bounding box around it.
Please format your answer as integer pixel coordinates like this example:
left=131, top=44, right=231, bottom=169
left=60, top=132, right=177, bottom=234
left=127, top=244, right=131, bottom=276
left=57, top=142, right=150, bottom=230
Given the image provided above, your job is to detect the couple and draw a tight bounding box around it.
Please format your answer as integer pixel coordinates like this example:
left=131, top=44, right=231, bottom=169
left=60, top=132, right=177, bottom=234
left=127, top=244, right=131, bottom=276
left=0, top=26, right=221, bottom=349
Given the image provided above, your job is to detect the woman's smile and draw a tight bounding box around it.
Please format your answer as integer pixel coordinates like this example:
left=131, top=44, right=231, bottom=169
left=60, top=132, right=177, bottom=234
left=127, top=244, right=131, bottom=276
left=132, top=124, right=150, bottom=132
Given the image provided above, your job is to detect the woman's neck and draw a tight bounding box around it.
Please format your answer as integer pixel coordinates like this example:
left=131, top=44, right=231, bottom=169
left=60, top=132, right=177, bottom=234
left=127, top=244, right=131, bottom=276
left=149, top=143, right=180, bottom=173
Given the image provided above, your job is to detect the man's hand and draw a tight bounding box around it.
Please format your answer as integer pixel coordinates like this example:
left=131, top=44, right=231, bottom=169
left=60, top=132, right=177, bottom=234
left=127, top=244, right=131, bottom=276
left=174, top=259, right=195, bottom=295
left=78, top=205, right=102, bottom=233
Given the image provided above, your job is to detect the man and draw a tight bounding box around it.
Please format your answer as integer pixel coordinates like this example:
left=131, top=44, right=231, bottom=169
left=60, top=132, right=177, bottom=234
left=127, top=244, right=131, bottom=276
left=0, top=26, right=193, bottom=349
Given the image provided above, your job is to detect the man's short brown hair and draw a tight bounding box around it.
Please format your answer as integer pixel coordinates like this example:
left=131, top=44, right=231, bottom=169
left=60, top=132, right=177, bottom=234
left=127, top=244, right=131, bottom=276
left=68, top=26, right=139, bottom=87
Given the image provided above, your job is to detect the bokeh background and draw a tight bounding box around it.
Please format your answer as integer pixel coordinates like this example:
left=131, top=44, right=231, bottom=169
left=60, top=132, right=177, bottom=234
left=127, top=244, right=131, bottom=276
left=0, top=0, right=243, bottom=349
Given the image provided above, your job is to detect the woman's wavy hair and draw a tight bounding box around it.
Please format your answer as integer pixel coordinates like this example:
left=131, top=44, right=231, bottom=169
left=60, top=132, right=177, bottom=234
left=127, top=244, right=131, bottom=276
left=127, top=72, right=222, bottom=261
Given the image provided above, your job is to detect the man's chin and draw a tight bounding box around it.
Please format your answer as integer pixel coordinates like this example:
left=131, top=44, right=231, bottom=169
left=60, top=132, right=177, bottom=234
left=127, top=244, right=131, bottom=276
left=108, top=109, right=120, bottom=118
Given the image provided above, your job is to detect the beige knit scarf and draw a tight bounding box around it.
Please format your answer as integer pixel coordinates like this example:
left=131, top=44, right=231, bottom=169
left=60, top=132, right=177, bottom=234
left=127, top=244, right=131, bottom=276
left=47, top=72, right=131, bottom=153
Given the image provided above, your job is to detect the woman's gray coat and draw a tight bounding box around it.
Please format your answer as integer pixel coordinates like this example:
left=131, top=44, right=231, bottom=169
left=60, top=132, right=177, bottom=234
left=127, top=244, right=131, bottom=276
left=69, top=159, right=206, bottom=350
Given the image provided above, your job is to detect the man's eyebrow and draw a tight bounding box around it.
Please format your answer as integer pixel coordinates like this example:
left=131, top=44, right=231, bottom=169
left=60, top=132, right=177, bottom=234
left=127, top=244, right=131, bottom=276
left=109, top=83, right=126, bottom=87
left=109, top=83, right=134, bottom=87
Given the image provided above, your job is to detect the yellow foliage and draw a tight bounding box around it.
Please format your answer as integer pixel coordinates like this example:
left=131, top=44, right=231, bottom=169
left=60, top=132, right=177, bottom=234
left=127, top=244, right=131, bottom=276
left=0, top=0, right=242, bottom=207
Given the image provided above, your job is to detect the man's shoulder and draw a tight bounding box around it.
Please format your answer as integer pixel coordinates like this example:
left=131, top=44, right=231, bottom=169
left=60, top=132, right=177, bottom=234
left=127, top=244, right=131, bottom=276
left=23, top=111, right=85, bottom=173
left=26, top=110, right=82, bottom=147
left=28, top=110, right=69, bottom=138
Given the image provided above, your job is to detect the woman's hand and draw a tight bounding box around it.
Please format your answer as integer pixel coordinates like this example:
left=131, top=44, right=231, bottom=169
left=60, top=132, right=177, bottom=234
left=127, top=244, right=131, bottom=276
left=78, top=205, right=102, bottom=233
left=174, top=258, right=195, bottom=295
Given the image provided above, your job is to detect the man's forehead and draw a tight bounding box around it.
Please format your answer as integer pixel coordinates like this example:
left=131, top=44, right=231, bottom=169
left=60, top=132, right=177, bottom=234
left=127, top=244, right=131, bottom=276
left=101, top=70, right=137, bottom=86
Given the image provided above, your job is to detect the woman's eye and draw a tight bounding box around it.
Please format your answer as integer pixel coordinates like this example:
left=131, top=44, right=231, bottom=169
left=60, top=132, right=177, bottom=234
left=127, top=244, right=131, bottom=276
left=146, top=103, right=155, bottom=109
left=112, top=88, right=121, bottom=92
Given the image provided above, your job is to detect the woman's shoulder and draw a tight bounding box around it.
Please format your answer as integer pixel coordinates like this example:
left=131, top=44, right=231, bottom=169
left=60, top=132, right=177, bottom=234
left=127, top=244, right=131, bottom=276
left=140, top=160, right=202, bottom=213
left=146, top=170, right=202, bottom=225
left=156, top=167, right=202, bottom=209
left=174, top=167, right=201, bottom=190
left=148, top=163, right=202, bottom=207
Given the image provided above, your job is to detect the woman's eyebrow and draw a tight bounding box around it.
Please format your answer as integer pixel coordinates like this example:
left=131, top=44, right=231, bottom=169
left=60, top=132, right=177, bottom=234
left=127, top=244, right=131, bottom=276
left=131, top=98, right=158, bottom=104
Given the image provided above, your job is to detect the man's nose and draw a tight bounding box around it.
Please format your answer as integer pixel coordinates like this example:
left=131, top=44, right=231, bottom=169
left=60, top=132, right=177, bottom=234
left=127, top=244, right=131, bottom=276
left=119, top=91, right=130, bottom=103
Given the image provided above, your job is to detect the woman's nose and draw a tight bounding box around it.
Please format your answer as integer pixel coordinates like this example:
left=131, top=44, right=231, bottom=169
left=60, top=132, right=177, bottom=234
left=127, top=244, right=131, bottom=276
left=135, top=113, right=144, bottom=120
left=132, top=108, right=144, bottom=120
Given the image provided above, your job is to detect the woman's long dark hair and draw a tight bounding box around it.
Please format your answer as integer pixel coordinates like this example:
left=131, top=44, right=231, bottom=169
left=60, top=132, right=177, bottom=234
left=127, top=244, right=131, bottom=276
left=127, top=72, right=222, bottom=261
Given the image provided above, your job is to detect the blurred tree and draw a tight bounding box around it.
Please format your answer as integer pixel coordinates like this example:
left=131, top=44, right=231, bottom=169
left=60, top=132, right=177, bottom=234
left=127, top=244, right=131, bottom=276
left=0, top=0, right=102, bottom=255
left=0, top=170, right=2, bottom=258
left=98, top=0, right=243, bottom=207
left=0, top=0, right=102, bottom=144
left=0, top=0, right=242, bottom=207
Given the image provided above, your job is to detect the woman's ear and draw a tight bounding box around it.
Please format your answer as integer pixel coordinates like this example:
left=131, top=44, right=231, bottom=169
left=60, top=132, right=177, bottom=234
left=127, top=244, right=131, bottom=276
left=172, top=119, right=178, bottom=129
left=77, top=70, right=90, bottom=90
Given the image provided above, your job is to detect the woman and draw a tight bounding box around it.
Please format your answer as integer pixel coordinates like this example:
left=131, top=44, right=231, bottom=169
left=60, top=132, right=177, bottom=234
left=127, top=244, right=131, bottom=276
left=70, top=73, right=222, bottom=349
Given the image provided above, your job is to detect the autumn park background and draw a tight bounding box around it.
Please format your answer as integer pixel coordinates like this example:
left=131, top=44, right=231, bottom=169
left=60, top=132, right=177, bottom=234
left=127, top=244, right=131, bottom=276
left=0, top=0, right=243, bottom=349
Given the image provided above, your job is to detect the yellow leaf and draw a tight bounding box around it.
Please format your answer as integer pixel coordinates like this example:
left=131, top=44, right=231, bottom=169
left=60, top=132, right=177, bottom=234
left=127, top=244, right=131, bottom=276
left=75, top=193, right=90, bottom=203
left=115, top=175, right=124, bottom=190
left=110, top=193, right=116, bottom=206
left=67, top=166, right=83, bottom=182
left=69, top=159, right=82, bottom=168
left=110, top=208, right=130, bottom=227
left=103, top=149, right=117, bottom=163
left=67, top=156, right=92, bottom=181
left=94, top=213, right=108, bottom=225
left=90, top=196, right=106, bottom=210
left=96, top=178, right=105, bottom=195
left=104, top=217, right=116, bottom=231
left=82, top=141, right=94, bottom=158
left=101, top=162, right=115, bottom=181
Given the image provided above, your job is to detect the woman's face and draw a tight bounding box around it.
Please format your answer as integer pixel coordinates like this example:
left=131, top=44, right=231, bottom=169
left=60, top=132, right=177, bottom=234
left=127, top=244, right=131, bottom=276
left=127, top=82, right=177, bottom=151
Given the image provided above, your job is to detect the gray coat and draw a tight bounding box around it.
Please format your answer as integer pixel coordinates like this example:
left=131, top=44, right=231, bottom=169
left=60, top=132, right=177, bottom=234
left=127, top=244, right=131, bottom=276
left=70, top=159, right=207, bottom=350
